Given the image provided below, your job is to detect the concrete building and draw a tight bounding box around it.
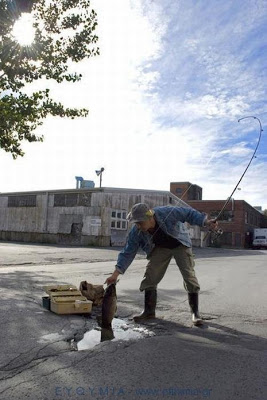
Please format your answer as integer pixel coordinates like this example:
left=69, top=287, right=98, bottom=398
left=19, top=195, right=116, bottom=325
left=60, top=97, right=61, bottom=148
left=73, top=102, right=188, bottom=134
left=0, top=187, right=202, bottom=247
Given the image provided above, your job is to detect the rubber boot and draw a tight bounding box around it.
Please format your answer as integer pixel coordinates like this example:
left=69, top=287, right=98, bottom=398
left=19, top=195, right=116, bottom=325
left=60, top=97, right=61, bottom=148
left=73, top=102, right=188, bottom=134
left=188, top=292, right=203, bottom=326
left=133, top=289, right=157, bottom=322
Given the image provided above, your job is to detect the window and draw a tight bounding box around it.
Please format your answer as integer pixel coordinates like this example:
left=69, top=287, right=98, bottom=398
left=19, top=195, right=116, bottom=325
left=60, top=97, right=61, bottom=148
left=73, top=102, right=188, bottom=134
left=210, top=210, right=233, bottom=221
left=54, top=193, right=91, bottom=207
left=245, top=212, right=248, bottom=224
left=111, top=209, right=127, bottom=230
left=8, top=195, right=36, bottom=207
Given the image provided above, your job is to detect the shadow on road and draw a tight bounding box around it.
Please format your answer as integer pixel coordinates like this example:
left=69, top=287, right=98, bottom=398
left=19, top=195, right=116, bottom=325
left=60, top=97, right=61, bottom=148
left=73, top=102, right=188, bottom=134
left=118, top=288, right=267, bottom=353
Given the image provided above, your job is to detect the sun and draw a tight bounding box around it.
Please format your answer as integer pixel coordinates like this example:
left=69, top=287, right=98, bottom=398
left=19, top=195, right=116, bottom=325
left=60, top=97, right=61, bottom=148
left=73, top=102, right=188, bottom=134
left=12, top=13, right=35, bottom=46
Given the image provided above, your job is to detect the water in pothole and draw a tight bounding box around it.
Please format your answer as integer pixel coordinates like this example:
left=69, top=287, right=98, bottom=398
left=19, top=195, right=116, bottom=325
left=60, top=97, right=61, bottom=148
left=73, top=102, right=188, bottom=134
left=75, top=318, right=155, bottom=351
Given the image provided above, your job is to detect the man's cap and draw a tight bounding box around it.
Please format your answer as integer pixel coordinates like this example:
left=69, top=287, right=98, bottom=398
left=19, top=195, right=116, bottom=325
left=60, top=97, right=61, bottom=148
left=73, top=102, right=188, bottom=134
left=127, top=203, right=154, bottom=222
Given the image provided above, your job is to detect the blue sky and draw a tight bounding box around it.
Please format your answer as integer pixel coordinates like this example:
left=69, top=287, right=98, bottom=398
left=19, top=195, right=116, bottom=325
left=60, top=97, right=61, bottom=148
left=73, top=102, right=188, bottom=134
left=1, top=0, right=267, bottom=209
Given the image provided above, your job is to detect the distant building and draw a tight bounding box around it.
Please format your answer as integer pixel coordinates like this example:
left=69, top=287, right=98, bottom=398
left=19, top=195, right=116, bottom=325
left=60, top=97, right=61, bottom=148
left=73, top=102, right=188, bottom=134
left=170, top=182, right=202, bottom=201
left=170, top=182, right=267, bottom=248
left=187, top=199, right=267, bottom=248
left=253, top=206, right=263, bottom=213
left=0, top=187, right=202, bottom=247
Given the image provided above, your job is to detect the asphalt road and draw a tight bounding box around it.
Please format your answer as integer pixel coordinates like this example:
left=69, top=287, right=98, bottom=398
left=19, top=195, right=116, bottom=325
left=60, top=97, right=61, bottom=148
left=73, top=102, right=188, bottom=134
left=0, top=242, right=266, bottom=400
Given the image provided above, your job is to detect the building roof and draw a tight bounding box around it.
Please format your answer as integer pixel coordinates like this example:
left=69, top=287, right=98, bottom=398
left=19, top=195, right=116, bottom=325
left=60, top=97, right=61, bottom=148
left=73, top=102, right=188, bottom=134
left=0, top=186, right=188, bottom=206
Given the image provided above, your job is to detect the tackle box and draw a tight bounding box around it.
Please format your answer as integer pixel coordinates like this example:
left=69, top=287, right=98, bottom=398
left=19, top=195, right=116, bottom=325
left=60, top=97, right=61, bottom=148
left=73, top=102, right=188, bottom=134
left=44, top=284, right=92, bottom=315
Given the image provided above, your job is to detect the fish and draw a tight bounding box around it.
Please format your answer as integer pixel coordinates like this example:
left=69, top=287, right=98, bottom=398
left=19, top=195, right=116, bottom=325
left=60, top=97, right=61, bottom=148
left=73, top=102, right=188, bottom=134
left=101, top=327, right=115, bottom=342
left=101, top=283, right=117, bottom=328
left=97, top=283, right=117, bottom=342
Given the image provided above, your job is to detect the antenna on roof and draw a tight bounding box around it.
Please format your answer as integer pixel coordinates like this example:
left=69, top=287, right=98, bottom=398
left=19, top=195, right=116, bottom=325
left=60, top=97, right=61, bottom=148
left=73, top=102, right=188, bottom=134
left=95, top=167, right=105, bottom=188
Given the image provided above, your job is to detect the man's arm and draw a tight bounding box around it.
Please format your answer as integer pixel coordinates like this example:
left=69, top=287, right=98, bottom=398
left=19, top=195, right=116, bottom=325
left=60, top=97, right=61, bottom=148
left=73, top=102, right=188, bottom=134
left=180, top=207, right=219, bottom=231
left=105, top=269, right=121, bottom=286
left=159, top=206, right=218, bottom=230
left=204, top=218, right=218, bottom=231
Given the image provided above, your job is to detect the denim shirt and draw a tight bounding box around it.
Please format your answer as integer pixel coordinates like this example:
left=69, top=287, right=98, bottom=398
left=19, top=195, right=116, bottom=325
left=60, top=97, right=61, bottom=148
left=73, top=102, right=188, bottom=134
left=115, top=206, right=207, bottom=274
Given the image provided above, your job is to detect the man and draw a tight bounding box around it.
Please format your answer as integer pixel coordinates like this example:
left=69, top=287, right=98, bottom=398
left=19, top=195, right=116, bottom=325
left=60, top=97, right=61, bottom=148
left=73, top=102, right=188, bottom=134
left=105, top=203, right=218, bottom=325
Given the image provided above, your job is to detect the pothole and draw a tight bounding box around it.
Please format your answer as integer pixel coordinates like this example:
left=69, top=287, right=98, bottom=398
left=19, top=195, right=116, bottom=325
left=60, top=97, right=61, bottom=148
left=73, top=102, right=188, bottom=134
left=73, top=318, right=155, bottom=351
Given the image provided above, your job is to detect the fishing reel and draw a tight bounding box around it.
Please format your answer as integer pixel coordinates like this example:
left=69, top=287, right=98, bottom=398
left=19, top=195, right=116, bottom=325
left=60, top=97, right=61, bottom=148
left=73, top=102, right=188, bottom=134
left=211, top=228, right=223, bottom=244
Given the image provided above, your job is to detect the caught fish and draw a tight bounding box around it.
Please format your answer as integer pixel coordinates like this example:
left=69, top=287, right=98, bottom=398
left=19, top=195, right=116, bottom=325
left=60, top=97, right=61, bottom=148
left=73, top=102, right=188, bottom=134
left=101, top=327, right=115, bottom=342
left=98, top=283, right=117, bottom=342
left=101, top=283, right=117, bottom=328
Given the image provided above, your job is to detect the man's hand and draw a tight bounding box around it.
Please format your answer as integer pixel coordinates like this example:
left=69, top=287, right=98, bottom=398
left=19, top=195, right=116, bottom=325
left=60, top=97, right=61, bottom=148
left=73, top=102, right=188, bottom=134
left=205, top=219, right=219, bottom=231
left=104, top=270, right=120, bottom=286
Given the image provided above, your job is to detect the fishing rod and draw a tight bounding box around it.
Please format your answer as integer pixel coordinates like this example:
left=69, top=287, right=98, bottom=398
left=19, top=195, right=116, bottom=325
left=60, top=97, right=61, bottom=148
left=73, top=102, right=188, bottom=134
left=205, top=116, right=263, bottom=243
left=135, top=116, right=262, bottom=246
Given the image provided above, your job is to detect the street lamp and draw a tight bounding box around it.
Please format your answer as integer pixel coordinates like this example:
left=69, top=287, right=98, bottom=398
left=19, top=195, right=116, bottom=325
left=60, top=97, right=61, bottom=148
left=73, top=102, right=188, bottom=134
left=95, top=167, right=104, bottom=188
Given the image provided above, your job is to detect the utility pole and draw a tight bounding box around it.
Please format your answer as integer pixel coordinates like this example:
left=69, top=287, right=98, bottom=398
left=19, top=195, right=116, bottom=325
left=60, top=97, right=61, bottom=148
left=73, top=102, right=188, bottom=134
left=95, top=167, right=105, bottom=188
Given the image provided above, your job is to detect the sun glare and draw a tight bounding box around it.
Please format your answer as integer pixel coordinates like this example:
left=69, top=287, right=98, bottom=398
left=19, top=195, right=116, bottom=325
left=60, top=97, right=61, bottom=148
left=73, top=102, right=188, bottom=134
left=12, top=13, right=35, bottom=46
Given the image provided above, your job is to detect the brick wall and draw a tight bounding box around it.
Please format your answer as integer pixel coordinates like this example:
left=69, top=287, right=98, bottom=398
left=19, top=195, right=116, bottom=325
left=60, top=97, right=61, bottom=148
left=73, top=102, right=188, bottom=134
left=170, top=182, right=202, bottom=201
left=187, top=199, right=263, bottom=248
